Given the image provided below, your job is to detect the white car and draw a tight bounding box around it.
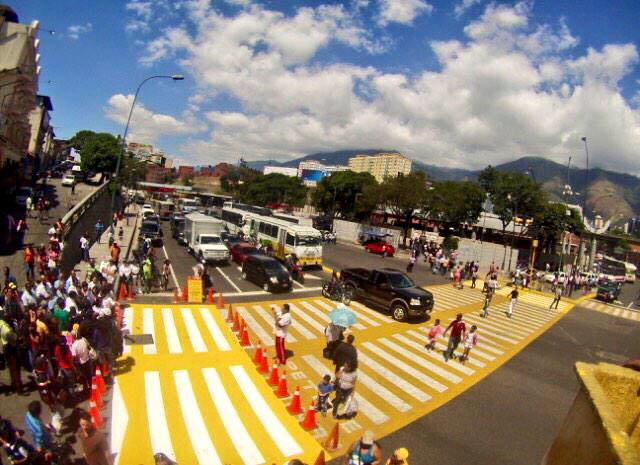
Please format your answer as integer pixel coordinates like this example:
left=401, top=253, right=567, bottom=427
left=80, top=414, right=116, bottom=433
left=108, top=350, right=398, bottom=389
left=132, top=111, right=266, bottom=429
left=544, top=271, right=567, bottom=283
left=61, top=174, right=76, bottom=186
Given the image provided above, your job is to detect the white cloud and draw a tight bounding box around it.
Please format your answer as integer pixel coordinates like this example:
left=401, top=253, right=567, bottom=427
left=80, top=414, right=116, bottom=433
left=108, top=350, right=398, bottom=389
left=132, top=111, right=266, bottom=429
left=377, top=0, right=433, bottom=26
left=134, top=1, right=640, bottom=174
left=125, top=0, right=153, bottom=20
left=67, top=22, right=92, bottom=40
left=104, top=94, right=205, bottom=144
left=454, top=0, right=483, bottom=18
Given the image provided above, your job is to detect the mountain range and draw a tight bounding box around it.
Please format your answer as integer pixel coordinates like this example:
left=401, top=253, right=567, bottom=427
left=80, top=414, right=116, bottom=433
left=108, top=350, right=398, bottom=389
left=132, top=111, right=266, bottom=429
left=247, top=151, right=640, bottom=223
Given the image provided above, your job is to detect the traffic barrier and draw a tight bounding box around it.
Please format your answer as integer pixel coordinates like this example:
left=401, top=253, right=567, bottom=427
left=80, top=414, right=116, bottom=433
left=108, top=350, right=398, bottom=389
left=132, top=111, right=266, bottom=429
left=90, top=382, right=103, bottom=409
left=127, top=283, right=134, bottom=301
left=253, top=341, right=263, bottom=365
left=226, top=305, right=234, bottom=322
left=323, top=423, right=340, bottom=451
left=288, top=386, right=302, bottom=415
left=206, top=288, right=213, bottom=304
left=173, top=288, right=179, bottom=303
left=117, top=283, right=126, bottom=301
left=257, top=348, right=269, bottom=374
left=94, top=367, right=106, bottom=395
left=232, top=312, right=240, bottom=331
left=300, top=401, right=317, bottom=430
left=276, top=370, right=289, bottom=398
left=217, top=292, right=224, bottom=309
left=182, top=286, right=188, bottom=303
left=314, top=450, right=326, bottom=465
left=88, top=400, right=104, bottom=428
left=268, top=362, right=279, bottom=386
left=239, top=322, right=250, bottom=346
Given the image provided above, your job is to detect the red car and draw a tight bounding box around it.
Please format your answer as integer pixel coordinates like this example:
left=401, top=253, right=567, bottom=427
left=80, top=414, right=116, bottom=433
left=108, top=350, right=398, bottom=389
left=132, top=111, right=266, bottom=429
left=229, top=242, right=259, bottom=263
left=364, top=240, right=395, bottom=257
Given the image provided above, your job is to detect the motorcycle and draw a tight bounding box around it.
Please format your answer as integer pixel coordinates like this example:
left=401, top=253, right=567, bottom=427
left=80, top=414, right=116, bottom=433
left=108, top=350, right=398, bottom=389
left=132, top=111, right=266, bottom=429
left=322, top=280, right=353, bottom=305
left=287, top=262, right=305, bottom=284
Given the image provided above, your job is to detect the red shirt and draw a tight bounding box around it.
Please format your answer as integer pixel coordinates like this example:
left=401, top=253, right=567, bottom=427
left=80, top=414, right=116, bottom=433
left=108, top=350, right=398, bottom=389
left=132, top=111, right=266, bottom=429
left=447, top=320, right=466, bottom=339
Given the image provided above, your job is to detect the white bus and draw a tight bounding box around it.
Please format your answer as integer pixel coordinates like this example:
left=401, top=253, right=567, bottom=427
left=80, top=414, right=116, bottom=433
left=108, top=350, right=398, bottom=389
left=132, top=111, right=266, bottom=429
left=272, top=212, right=313, bottom=227
left=221, top=207, right=251, bottom=234
left=178, top=197, right=200, bottom=213
left=152, top=199, right=175, bottom=220
left=242, top=214, right=323, bottom=267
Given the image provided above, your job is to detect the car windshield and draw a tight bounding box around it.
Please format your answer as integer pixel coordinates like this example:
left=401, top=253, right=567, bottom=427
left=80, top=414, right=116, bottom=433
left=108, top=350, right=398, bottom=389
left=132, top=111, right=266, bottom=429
left=387, top=273, right=414, bottom=289
left=201, top=236, right=221, bottom=244
left=263, top=260, right=287, bottom=272
left=141, top=224, right=159, bottom=233
left=296, top=235, right=321, bottom=246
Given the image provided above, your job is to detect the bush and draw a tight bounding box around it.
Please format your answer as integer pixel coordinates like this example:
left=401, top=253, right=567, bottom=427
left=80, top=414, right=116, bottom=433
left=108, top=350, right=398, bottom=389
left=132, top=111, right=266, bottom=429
left=442, top=236, right=459, bottom=252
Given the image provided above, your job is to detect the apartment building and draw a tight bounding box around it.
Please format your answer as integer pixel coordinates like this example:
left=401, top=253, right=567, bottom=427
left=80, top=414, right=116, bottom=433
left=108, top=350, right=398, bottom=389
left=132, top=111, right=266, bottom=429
left=348, top=152, right=412, bottom=183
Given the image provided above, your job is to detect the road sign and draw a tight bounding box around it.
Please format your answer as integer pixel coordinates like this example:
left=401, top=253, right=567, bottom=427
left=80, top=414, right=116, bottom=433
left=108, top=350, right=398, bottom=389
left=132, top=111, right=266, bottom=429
left=187, top=276, right=203, bottom=303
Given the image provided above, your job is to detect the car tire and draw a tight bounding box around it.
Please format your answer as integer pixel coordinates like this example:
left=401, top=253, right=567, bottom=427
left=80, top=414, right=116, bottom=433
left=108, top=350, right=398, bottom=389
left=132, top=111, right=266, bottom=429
left=263, top=283, right=270, bottom=292
left=382, top=251, right=388, bottom=258
left=391, top=303, right=408, bottom=322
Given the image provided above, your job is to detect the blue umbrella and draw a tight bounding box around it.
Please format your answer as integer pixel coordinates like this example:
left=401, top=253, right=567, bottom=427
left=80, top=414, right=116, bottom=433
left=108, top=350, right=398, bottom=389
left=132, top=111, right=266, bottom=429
left=328, top=304, right=357, bottom=327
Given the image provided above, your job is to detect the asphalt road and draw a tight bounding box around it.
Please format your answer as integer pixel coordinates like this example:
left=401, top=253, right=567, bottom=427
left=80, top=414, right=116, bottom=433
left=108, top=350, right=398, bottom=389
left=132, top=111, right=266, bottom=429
left=361, top=302, right=640, bottom=465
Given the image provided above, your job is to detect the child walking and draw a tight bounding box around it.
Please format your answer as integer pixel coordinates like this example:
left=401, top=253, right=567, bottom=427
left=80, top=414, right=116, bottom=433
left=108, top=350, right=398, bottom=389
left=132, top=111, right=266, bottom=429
left=506, top=288, right=518, bottom=318
left=460, top=325, right=478, bottom=363
left=316, top=374, right=335, bottom=417
left=425, top=319, right=444, bottom=351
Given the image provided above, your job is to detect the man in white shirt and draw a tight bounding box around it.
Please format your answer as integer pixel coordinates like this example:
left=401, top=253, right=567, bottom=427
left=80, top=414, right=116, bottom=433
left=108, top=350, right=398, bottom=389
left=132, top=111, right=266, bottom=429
left=34, top=275, right=51, bottom=301
left=80, top=234, right=90, bottom=262
left=21, top=283, right=37, bottom=307
left=273, top=304, right=292, bottom=365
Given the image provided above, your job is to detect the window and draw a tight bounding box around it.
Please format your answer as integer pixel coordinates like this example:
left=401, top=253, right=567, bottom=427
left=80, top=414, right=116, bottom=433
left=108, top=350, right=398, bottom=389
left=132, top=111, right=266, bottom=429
left=286, top=233, right=295, bottom=246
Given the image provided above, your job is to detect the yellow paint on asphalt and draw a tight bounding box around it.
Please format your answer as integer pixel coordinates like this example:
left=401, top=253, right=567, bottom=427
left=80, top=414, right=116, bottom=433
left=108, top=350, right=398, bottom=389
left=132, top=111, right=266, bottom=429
left=114, top=284, right=590, bottom=463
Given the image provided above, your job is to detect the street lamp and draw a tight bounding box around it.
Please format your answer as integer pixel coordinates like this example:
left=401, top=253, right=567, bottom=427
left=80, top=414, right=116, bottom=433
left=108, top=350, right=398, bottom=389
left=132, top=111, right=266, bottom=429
left=109, top=74, right=184, bottom=230
left=581, top=136, right=589, bottom=211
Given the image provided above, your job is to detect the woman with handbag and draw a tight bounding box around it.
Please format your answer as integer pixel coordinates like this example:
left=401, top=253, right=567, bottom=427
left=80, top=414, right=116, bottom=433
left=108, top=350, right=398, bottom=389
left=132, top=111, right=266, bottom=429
left=332, top=361, right=358, bottom=420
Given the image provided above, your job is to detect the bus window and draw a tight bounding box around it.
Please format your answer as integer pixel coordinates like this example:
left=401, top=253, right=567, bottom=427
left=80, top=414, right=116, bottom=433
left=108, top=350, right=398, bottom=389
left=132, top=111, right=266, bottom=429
left=296, top=235, right=321, bottom=246
left=286, top=233, right=295, bottom=246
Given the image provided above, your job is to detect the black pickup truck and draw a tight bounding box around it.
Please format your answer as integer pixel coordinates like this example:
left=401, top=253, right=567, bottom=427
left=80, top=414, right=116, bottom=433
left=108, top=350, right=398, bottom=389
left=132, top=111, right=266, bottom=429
left=340, top=267, right=434, bottom=321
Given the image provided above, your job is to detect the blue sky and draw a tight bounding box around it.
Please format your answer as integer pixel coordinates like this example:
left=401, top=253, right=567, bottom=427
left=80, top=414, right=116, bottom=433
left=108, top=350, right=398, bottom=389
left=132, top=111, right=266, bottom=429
left=16, top=0, right=640, bottom=173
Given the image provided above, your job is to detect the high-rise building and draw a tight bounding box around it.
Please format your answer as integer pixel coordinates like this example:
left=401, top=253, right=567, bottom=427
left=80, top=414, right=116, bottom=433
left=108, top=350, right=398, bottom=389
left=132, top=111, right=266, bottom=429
left=297, top=160, right=348, bottom=186
left=348, top=152, right=412, bottom=183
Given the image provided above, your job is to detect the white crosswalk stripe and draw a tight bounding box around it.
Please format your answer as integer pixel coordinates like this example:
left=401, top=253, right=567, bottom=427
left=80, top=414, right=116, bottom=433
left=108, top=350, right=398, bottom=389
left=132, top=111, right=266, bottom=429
left=143, top=307, right=157, bottom=354
left=162, top=308, right=182, bottom=354
left=314, top=299, right=380, bottom=328
left=253, top=305, right=314, bottom=340
left=181, top=308, right=208, bottom=353
left=288, top=303, right=327, bottom=334
left=144, top=372, right=175, bottom=460
left=236, top=306, right=274, bottom=346
left=397, top=332, right=484, bottom=369
left=122, top=307, right=133, bottom=355
left=386, top=335, right=472, bottom=377
left=249, top=305, right=298, bottom=343
left=199, top=308, right=231, bottom=351
left=349, top=301, right=391, bottom=323
left=356, top=352, right=431, bottom=402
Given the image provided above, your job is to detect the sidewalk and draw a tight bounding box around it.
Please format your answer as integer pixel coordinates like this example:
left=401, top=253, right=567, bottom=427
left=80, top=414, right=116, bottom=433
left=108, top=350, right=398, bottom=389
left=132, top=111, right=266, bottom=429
left=85, top=203, right=140, bottom=267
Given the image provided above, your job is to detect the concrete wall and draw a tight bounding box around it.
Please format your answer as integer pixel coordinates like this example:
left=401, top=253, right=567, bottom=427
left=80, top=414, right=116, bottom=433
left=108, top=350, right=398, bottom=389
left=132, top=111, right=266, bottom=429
left=333, top=219, right=402, bottom=248
left=456, top=238, right=519, bottom=272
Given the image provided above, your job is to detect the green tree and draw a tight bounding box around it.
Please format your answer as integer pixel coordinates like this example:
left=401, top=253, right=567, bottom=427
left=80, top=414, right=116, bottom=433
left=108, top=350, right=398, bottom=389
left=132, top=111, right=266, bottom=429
left=239, top=173, right=307, bottom=207
left=79, top=132, right=120, bottom=179
left=313, top=171, right=378, bottom=220
left=376, top=172, right=430, bottom=245
left=118, top=155, right=147, bottom=188
left=70, top=130, right=97, bottom=152
left=431, top=181, right=485, bottom=231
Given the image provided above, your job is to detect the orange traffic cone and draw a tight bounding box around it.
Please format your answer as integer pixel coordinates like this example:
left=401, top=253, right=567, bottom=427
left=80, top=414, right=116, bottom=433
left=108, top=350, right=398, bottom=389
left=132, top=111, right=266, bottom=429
left=173, top=288, right=179, bottom=303
left=182, top=286, right=188, bottom=302
left=253, top=341, right=263, bottom=364
left=323, top=423, right=340, bottom=451
left=88, top=400, right=103, bottom=428
left=90, top=381, right=103, bottom=409
left=258, top=348, right=269, bottom=373
left=288, top=386, right=302, bottom=415
left=276, top=370, right=289, bottom=397
left=127, top=283, right=134, bottom=301
left=94, top=367, right=106, bottom=395
left=118, top=283, right=126, bottom=301
left=232, top=312, right=240, bottom=331
left=206, top=288, right=213, bottom=304
left=217, top=292, right=224, bottom=309
left=240, top=322, right=250, bottom=347
left=226, top=305, right=234, bottom=322
left=267, top=362, right=279, bottom=385
left=314, top=450, right=326, bottom=465
left=300, top=401, right=317, bottom=430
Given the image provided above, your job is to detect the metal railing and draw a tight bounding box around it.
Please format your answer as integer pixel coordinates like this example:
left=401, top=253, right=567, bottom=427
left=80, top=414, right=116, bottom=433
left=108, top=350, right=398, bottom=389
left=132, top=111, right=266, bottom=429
left=60, top=180, right=109, bottom=240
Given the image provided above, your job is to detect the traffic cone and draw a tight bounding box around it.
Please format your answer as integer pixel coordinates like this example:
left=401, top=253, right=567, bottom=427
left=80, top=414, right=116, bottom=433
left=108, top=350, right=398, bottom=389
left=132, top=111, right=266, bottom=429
left=226, top=305, right=234, bottom=322
left=239, top=322, right=250, bottom=347
left=217, top=292, right=224, bottom=309
left=276, top=370, right=289, bottom=397
left=253, top=341, right=263, bottom=364
left=127, top=283, right=135, bottom=301
left=94, top=367, right=106, bottom=395
left=101, top=360, right=110, bottom=378
left=288, top=386, right=302, bottom=415
left=314, top=450, right=326, bottom=465
left=88, top=400, right=103, bottom=428
left=114, top=302, right=122, bottom=329
left=323, top=423, right=340, bottom=451
left=90, top=381, right=103, bottom=409
left=206, top=288, right=213, bottom=304
left=182, top=286, right=188, bottom=302
left=268, top=362, right=279, bottom=386
left=118, top=283, right=126, bottom=301
left=300, top=400, right=317, bottom=430
left=232, top=312, right=240, bottom=331
left=258, top=348, right=269, bottom=374
left=173, top=288, right=179, bottom=303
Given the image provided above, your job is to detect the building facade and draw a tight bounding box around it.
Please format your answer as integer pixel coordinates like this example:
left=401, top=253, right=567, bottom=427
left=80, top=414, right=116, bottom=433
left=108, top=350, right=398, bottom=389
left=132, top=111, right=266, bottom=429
left=348, top=152, right=411, bottom=183
left=297, top=160, right=348, bottom=186
left=263, top=166, right=298, bottom=176
left=0, top=6, right=40, bottom=184
left=28, top=94, right=54, bottom=171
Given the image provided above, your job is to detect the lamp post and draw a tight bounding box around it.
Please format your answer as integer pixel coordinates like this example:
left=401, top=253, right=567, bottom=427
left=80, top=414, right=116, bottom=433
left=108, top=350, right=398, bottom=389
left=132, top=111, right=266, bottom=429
left=581, top=136, right=589, bottom=211
left=108, top=74, right=184, bottom=230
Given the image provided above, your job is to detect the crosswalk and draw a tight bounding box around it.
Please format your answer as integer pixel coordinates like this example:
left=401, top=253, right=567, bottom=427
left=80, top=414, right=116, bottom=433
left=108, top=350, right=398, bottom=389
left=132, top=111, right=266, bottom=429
left=580, top=299, right=640, bottom=322
left=114, top=285, right=574, bottom=463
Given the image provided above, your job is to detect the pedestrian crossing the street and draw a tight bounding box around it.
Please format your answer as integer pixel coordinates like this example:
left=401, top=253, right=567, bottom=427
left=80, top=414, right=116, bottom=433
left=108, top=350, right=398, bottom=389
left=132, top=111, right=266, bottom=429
left=580, top=299, right=640, bottom=322
left=113, top=285, right=580, bottom=463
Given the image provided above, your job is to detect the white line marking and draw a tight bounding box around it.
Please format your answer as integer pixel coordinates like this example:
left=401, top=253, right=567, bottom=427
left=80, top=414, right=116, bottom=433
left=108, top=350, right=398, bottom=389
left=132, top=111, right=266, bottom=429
left=292, top=279, right=305, bottom=289
left=249, top=305, right=298, bottom=343
left=314, top=300, right=379, bottom=327
left=149, top=287, right=323, bottom=298
left=144, top=372, right=174, bottom=461
left=349, top=301, right=391, bottom=322
left=143, top=308, right=156, bottom=354
left=162, top=245, right=181, bottom=293
left=298, top=301, right=331, bottom=323
left=162, top=308, right=182, bottom=354
left=230, top=365, right=303, bottom=457
left=201, top=368, right=264, bottom=465
left=613, top=308, right=623, bottom=317
left=110, top=379, right=128, bottom=464
left=122, top=307, right=133, bottom=355
left=199, top=308, right=231, bottom=351
left=362, top=342, right=448, bottom=392
left=301, top=355, right=389, bottom=425
left=236, top=306, right=274, bottom=346
left=173, top=370, right=222, bottom=465
left=181, top=308, right=207, bottom=352
left=287, top=303, right=326, bottom=333
left=393, top=333, right=479, bottom=373
left=356, top=352, right=431, bottom=402
left=253, top=305, right=314, bottom=340
left=215, top=266, right=242, bottom=292
left=416, top=327, right=504, bottom=355
left=627, top=302, right=635, bottom=309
